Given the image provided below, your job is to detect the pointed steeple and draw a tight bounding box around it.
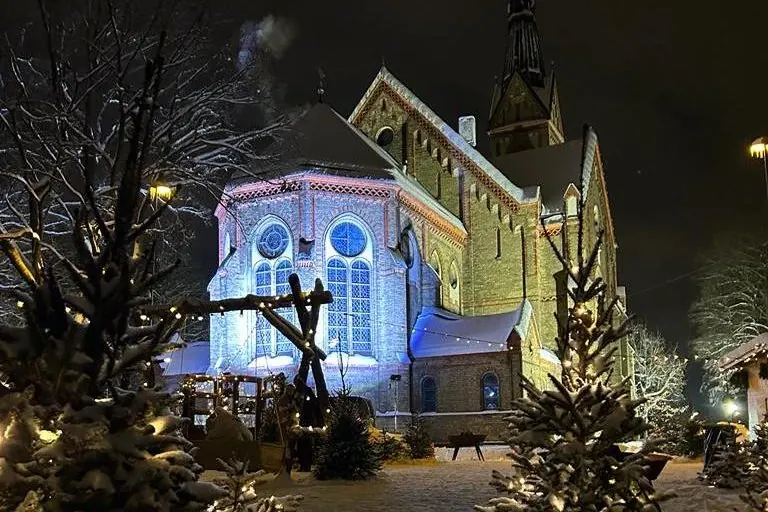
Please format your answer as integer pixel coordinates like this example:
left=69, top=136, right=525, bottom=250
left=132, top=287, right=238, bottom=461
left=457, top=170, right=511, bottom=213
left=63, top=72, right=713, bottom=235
left=503, top=0, right=546, bottom=87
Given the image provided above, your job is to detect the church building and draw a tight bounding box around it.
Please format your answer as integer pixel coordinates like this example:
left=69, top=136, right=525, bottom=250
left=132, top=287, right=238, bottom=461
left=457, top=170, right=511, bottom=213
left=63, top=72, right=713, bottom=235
left=165, top=0, right=631, bottom=442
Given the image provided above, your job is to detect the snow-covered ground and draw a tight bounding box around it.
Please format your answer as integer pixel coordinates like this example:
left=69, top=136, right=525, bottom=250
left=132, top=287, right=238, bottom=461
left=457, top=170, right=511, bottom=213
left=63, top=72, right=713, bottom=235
left=204, top=459, right=745, bottom=511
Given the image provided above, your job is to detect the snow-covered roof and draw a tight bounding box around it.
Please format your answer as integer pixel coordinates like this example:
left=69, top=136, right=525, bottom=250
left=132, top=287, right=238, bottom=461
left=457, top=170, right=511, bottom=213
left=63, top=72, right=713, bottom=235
left=160, top=341, right=211, bottom=376
left=410, top=300, right=533, bottom=358
left=720, top=332, right=768, bottom=370
left=494, top=140, right=583, bottom=211
left=349, top=66, right=531, bottom=205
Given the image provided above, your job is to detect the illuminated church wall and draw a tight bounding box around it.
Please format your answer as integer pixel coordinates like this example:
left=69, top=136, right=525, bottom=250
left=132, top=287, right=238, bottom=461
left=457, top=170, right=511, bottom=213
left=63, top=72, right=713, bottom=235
left=207, top=174, right=444, bottom=412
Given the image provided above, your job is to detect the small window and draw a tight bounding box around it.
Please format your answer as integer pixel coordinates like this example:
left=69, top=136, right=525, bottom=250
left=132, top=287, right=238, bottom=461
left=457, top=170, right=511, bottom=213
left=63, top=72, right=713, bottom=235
left=436, top=172, right=442, bottom=199
left=224, top=232, right=232, bottom=254
left=421, top=377, right=437, bottom=412
left=376, top=126, right=394, bottom=147
left=483, top=373, right=500, bottom=410
left=495, top=228, right=502, bottom=259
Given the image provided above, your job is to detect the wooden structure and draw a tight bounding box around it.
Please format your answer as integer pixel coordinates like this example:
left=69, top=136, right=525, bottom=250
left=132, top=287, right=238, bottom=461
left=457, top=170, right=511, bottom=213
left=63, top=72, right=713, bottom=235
left=154, top=273, right=333, bottom=475
left=180, top=374, right=263, bottom=436
left=448, top=432, right=487, bottom=461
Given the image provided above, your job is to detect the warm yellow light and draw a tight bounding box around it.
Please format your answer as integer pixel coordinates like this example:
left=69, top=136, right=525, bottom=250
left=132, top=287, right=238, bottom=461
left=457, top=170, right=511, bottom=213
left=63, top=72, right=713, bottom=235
left=38, top=429, right=61, bottom=444
left=724, top=400, right=739, bottom=417
left=750, top=137, right=768, bottom=159
left=149, top=184, right=174, bottom=200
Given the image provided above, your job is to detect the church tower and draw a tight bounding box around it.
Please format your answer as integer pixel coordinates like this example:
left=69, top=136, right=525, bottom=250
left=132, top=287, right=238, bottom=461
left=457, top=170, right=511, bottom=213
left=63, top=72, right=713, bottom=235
left=488, top=0, right=564, bottom=158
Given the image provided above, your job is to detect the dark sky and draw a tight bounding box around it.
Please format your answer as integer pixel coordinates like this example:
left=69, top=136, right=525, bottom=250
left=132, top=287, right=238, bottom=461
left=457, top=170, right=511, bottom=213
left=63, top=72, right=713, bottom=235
left=4, top=1, right=768, bottom=404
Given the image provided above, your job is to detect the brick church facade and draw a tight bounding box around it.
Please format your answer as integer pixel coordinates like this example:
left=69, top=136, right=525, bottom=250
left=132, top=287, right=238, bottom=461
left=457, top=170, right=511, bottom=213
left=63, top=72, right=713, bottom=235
left=165, top=0, right=632, bottom=442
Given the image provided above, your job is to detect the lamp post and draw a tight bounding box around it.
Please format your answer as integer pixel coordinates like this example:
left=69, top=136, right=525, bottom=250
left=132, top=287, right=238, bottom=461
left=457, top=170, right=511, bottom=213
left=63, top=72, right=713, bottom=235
left=145, top=179, right=174, bottom=388
left=749, top=137, right=768, bottom=203
left=389, top=374, right=401, bottom=432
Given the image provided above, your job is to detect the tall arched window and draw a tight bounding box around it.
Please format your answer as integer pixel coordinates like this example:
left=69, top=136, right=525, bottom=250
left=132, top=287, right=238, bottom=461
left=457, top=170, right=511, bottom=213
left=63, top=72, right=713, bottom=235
left=326, top=218, right=373, bottom=356
left=483, top=373, right=500, bottom=410
left=421, top=377, right=437, bottom=413
left=429, top=250, right=443, bottom=307
left=448, top=261, right=460, bottom=305
left=252, top=220, right=295, bottom=358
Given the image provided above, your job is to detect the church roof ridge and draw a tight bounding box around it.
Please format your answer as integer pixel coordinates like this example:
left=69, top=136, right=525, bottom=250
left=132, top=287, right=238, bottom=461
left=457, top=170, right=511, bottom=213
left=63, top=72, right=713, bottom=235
left=349, top=66, right=532, bottom=205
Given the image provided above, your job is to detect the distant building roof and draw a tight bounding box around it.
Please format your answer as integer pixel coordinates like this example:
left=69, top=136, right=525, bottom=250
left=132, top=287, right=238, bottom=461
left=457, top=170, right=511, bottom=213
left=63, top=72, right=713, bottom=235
left=493, top=139, right=583, bottom=211
left=411, top=300, right=533, bottom=358
left=160, top=340, right=211, bottom=376
left=720, top=332, right=768, bottom=370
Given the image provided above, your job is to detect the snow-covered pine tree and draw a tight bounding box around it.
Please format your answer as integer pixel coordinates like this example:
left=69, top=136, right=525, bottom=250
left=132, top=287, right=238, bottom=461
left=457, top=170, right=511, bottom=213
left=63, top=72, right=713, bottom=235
left=313, top=391, right=381, bottom=480
left=0, top=34, right=300, bottom=512
left=476, top=163, right=671, bottom=511
left=210, top=458, right=303, bottom=512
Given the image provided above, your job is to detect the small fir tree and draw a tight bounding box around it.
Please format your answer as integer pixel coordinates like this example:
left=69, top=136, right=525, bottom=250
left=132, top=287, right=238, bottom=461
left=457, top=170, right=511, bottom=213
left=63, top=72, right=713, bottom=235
left=210, top=458, right=303, bottom=512
left=476, top=171, right=671, bottom=511
left=313, top=392, right=381, bottom=480
left=404, top=416, right=435, bottom=460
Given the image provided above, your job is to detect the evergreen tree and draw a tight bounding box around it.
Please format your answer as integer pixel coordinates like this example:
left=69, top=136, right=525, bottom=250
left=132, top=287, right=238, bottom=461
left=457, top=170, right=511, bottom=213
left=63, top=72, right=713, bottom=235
left=313, top=393, right=381, bottom=480
left=476, top=184, right=670, bottom=511
left=210, top=458, right=302, bottom=512
left=404, top=416, right=435, bottom=460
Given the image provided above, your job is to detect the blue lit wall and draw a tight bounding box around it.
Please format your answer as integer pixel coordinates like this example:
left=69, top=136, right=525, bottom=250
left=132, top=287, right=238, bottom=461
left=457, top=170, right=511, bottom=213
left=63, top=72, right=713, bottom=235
left=207, top=174, right=439, bottom=414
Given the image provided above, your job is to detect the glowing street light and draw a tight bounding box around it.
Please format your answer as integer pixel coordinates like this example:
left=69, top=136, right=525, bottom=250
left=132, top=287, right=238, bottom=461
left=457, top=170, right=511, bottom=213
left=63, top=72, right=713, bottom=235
left=149, top=183, right=174, bottom=201
left=748, top=137, right=768, bottom=203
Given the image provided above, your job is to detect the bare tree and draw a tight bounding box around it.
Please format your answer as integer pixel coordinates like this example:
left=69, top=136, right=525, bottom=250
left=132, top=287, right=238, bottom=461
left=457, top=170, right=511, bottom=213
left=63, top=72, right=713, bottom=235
left=690, top=232, right=768, bottom=404
left=627, top=322, right=687, bottom=425
left=0, top=0, right=298, bottom=332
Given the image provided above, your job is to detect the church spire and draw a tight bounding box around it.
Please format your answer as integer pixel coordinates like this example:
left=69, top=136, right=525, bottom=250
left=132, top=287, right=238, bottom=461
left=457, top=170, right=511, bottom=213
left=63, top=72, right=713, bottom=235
left=503, top=0, right=546, bottom=87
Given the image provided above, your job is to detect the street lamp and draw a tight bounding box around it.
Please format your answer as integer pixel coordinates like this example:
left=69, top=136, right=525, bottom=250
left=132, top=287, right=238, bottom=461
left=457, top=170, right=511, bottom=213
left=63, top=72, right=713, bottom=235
left=748, top=136, right=768, bottom=202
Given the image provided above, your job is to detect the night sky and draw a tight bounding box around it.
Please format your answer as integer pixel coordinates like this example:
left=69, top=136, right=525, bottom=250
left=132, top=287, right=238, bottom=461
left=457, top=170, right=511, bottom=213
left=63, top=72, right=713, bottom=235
left=3, top=1, right=768, bottom=404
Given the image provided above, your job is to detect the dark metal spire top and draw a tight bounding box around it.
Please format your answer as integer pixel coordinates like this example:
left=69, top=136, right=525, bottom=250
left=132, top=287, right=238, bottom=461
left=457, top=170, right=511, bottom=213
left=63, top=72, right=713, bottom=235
left=317, top=67, right=326, bottom=103
left=503, top=0, right=546, bottom=87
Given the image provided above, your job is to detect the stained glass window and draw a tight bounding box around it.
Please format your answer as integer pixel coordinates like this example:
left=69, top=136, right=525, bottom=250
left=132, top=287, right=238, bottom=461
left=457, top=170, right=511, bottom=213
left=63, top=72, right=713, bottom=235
left=421, top=377, right=436, bottom=413
left=326, top=258, right=349, bottom=354
left=258, top=224, right=289, bottom=259
left=254, top=262, right=272, bottom=357
left=274, top=259, right=295, bottom=356
left=483, top=373, right=500, bottom=410
left=330, top=222, right=366, bottom=257
left=326, top=220, right=372, bottom=356
left=350, top=260, right=371, bottom=354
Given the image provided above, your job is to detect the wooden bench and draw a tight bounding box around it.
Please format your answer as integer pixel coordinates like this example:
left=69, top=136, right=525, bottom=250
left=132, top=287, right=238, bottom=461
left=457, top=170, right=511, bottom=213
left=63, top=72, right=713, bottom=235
left=448, top=433, right=487, bottom=461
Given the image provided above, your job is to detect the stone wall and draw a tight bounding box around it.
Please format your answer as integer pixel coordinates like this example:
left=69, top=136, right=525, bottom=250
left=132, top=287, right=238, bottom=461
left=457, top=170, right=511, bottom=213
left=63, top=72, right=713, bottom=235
left=376, top=412, right=509, bottom=443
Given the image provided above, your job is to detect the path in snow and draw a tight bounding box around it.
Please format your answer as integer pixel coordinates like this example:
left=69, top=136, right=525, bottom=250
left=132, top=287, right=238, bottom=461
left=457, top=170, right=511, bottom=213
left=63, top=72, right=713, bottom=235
left=212, top=459, right=746, bottom=511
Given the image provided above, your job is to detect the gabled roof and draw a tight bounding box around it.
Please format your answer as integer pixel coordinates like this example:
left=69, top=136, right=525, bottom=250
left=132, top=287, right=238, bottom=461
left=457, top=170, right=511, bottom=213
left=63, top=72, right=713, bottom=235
left=489, top=70, right=553, bottom=127
left=720, top=332, right=768, bottom=370
left=257, top=103, right=397, bottom=178
left=492, top=125, right=599, bottom=213
left=349, top=66, right=531, bottom=205
left=410, top=300, right=533, bottom=358
left=494, top=140, right=583, bottom=211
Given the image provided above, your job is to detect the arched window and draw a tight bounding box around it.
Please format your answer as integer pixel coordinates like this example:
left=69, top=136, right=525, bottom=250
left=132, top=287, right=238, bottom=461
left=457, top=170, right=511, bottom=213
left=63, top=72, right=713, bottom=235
left=326, top=219, right=373, bottom=356
left=429, top=250, right=442, bottom=307
left=483, top=373, right=500, bottom=410
left=448, top=261, right=460, bottom=304
left=421, top=377, right=437, bottom=413
left=252, top=220, right=295, bottom=359
left=495, top=228, right=502, bottom=259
